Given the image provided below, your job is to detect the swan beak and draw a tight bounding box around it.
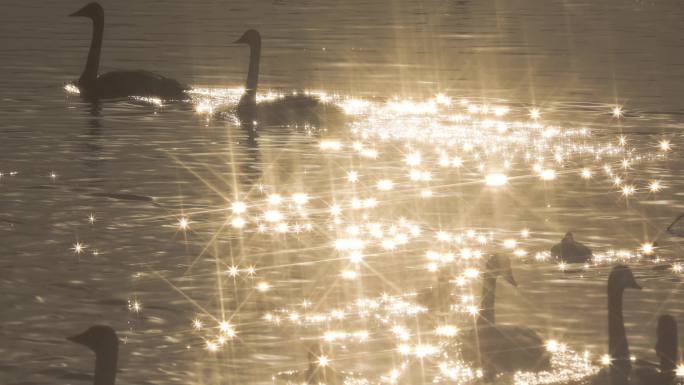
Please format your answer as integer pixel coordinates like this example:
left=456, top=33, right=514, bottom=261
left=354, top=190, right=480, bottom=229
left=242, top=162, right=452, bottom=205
left=67, top=331, right=88, bottom=346
left=69, top=5, right=91, bottom=17
left=233, top=37, right=246, bottom=44
left=629, top=282, right=642, bottom=290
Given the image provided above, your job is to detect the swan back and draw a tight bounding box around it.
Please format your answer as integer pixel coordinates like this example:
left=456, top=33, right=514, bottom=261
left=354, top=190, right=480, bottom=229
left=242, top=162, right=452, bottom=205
left=460, top=325, right=550, bottom=373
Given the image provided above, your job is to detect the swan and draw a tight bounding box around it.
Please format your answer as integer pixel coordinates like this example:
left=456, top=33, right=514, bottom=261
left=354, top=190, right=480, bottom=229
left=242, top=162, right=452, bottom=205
left=69, top=2, right=188, bottom=101
left=604, top=265, right=641, bottom=385
left=453, top=254, right=550, bottom=380
left=67, top=325, right=119, bottom=385
left=551, top=232, right=593, bottom=263
left=588, top=265, right=647, bottom=385
left=633, top=314, right=679, bottom=385
left=415, top=269, right=452, bottom=313
left=233, top=29, right=343, bottom=126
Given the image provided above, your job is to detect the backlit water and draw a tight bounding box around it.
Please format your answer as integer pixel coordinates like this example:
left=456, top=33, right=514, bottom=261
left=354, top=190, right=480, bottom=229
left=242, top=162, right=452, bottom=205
left=1, top=0, right=684, bottom=384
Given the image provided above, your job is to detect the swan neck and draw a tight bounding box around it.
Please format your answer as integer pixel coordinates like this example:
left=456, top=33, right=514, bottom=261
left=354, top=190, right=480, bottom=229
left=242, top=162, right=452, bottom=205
left=244, top=41, right=261, bottom=97
left=93, top=347, right=117, bottom=385
left=608, top=285, right=630, bottom=385
left=81, top=14, right=103, bottom=87
left=478, top=274, right=497, bottom=326
left=657, top=320, right=678, bottom=374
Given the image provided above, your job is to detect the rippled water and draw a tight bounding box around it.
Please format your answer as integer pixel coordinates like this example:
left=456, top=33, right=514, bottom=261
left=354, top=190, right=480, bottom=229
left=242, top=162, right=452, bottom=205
left=2, top=0, right=684, bottom=384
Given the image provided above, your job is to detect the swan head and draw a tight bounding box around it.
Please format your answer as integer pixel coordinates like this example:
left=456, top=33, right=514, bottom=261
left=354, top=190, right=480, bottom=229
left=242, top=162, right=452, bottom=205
left=485, top=254, right=517, bottom=287
left=67, top=325, right=118, bottom=354
left=437, top=268, right=451, bottom=283
left=69, top=2, right=104, bottom=19
left=234, top=29, right=261, bottom=47
left=608, top=265, right=641, bottom=291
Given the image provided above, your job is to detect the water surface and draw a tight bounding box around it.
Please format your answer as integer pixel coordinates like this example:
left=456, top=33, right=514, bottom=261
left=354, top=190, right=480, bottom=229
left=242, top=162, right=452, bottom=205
left=1, top=0, right=684, bottom=384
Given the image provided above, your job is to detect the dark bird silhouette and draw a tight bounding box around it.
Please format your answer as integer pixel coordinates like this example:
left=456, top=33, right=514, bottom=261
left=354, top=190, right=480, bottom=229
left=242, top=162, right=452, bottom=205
left=69, top=2, right=188, bottom=101
left=453, top=254, right=550, bottom=380
left=633, top=314, right=679, bottom=385
left=67, top=325, right=119, bottom=385
left=233, top=29, right=343, bottom=127
left=655, top=315, right=679, bottom=381
left=415, top=269, right=452, bottom=313
left=551, top=232, right=593, bottom=263
left=607, top=265, right=641, bottom=385
left=590, top=265, right=643, bottom=385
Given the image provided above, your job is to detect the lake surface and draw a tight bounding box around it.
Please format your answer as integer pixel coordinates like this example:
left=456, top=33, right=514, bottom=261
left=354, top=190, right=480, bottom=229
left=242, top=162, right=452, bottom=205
left=1, top=0, right=684, bottom=384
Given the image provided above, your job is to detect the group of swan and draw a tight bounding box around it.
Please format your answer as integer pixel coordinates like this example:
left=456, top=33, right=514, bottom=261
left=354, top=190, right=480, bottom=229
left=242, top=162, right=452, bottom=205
left=69, top=260, right=680, bottom=385
left=69, top=2, right=339, bottom=126
left=412, top=254, right=677, bottom=384
left=65, top=2, right=678, bottom=384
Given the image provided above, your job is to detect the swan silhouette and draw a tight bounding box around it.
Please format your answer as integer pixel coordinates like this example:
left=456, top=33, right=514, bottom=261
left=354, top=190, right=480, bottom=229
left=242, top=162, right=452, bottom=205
left=551, top=232, right=593, bottom=263
left=654, top=315, right=679, bottom=382
left=416, top=269, right=452, bottom=313
left=455, top=254, right=550, bottom=380
left=587, top=265, right=645, bottom=385
left=233, top=29, right=343, bottom=126
left=606, top=265, right=641, bottom=385
left=633, top=314, right=680, bottom=385
left=583, top=266, right=678, bottom=385
left=67, top=325, right=119, bottom=385
left=69, top=2, right=188, bottom=101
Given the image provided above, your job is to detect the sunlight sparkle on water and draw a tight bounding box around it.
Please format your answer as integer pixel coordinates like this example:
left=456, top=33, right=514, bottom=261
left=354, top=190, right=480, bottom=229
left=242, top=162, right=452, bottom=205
left=177, top=217, right=189, bottom=230
left=612, top=106, right=623, bottom=118
left=162, top=91, right=681, bottom=384
left=659, top=139, right=672, bottom=151
left=485, top=173, right=508, bottom=186
left=71, top=242, right=85, bottom=255
left=63, top=83, right=80, bottom=95
left=676, top=364, right=684, bottom=377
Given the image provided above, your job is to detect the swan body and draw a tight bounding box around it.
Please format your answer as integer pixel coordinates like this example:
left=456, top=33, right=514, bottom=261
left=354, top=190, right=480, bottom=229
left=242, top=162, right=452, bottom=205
left=68, top=325, right=119, bottom=385
left=253, top=93, right=344, bottom=126
left=69, top=2, right=188, bottom=101
left=272, top=345, right=364, bottom=385
left=78, top=70, right=187, bottom=100
left=551, top=232, right=592, bottom=263
left=233, top=29, right=343, bottom=126
left=450, top=254, right=550, bottom=379
left=460, top=325, right=550, bottom=373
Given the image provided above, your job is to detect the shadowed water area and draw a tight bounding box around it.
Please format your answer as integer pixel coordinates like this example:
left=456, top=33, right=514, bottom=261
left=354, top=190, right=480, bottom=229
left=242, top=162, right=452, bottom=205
left=1, top=0, right=684, bottom=384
